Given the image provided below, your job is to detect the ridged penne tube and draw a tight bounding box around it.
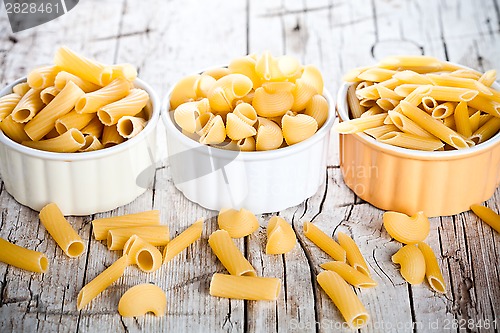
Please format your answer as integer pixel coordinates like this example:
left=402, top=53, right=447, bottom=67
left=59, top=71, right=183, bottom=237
left=54, top=46, right=105, bottom=86
left=40, top=86, right=60, bottom=105
left=378, top=132, right=444, bottom=151
left=0, top=115, right=30, bottom=143
left=233, top=102, right=257, bottom=125
left=203, top=67, right=230, bottom=80
left=24, top=81, right=85, bottom=141
left=234, top=136, right=256, bottom=151
left=303, top=222, right=346, bottom=262
left=266, top=216, right=296, bottom=255
left=478, top=69, right=497, bottom=87
left=11, top=88, right=43, bottom=123
left=281, top=112, right=318, bottom=145
left=163, top=219, right=203, bottom=263
left=255, top=117, right=283, bottom=151
left=468, top=95, right=500, bottom=117
left=417, top=242, right=446, bottom=293
left=23, top=128, right=85, bottom=153
left=226, top=113, right=257, bottom=140
left=75, top=78, right=130, bottom=114
left=426, top=86, right=479, bottom=102
left=100, top=63, right=138, bottom=85
left=305, top=94, right=329, bottom=127
left=320, top=262, right=377, bottom=288
left=364, top=124, right=399, bottom=139
left=479, top=114, right=493, bottom=127
left=0, top=237, right=49, bottom=273
left=383, top=211, right=430, bottom=244
left=208, top=74, right=253, bottom=112
left=393, top=70, right=433, bottom=85
left=337, top=232, right=370, bottom=276
left=12, top=82, right=31, bottom=96
left=431, top=102, right=456, bottom=119
left=107, top=226, right=170, bottom=250
left=317, top=270, right=370, bottom=329
left=470, top=204, right=500, bottom=233
left=421, top=96, right=438, bottom=113
left=27, top=65, right=59, bottom=89
left=44, top=128, right=60, bottom=139
left=92, top=210, right=160, bottom=240
left=392, top=245, right=426, bottom=285
left=378, top=55, right=444, bottom=72
left=388, top=111, right=434, bottom=138
left=376, top=98, right=399, bottom=111
left=199, top=115, right=226, bottom=145
left=469, top=110, right=481, bottom=133
left=357, top=68, right=396, bottom=82
left=400, top=101, right=468, bottom=149
left=123, top=235, right=162, bottom=273
left=427, top=74, right=492, bottom=95
left=97, top=89, right=149, bottom=125
left=117, top=116, right=147, bottom=139
left=291, top=79, right=317, bottom=112
left=470, top=117, right=500, bottom=144
left=334, top=113, right=387, bottom=134
left=253, top=86, right=294, bottom=117
left=77, top=255, right=128, bottom=310
left=79, top=135, right=104, bottom=152
left=55, top=110, right=95, bottom=134
left=454, top=101, right=472, bottom=137
left=229, top=56, right=261, bottom=88
left=39, top=203, right=85, bottom=257
left=208, top=230, right=256, bottom=276
left=102, top=124, right=125, bottom=148
left=54, top=71, right=100, bottom=92
left=118, top=284, right=167, bottom=317
left=218, top=208, right=259, bottom=238
left=81, top=116, right=104, bottom=138
left=0, top=93, right=21, bottom=121
left=209, top=273, right=281, bottom=300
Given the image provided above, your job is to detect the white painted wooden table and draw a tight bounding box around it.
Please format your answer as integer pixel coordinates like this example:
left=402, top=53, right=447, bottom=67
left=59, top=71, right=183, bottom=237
left=0, top=0, right=499, bottom=332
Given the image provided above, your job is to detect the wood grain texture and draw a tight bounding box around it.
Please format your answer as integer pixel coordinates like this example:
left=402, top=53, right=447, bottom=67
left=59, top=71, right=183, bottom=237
left=0, top=0, right=499, bottom=332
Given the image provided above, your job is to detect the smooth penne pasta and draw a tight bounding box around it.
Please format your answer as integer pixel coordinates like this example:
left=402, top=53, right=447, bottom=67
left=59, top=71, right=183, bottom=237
left=11, top=88, right=43, bottom=123
left=163, top=219, right=203, bottom=263
left=12, top=82, right=31, bottom=96
left=427, top=73, right=492, bottom=95
left=79, top=135, right=104, bottom=152
left=364, top=124, right=399, bottom=139
left=334, top=113, right=387, bottom=134
left=376, top=85, right=403, bottom=100
left=107, top=226, right=169, bottom=250
left=77, top=255, right=128, bottom=310
left=76, top=78, right=130, bottom=114
left=303, top=222, right=346, bottom=262
left=98, top=89, right=149, bottom=125
left=81, top=116, right=104, bottom=138
left=347, top=83, right=365, bottom=119
left=388, top=110, right=434, bottom=138
left=355, top=85, right=379, bottom=100
left=453, top=101, right=472, bottom=137
left=393, top=70, right=433, bottom=85
left=39, top=203, right=85, bottom=257
left=378, top=55, right=444, bottom=72
left=266, top=216, right=296, bottom=255
left=392, top=85, right=430, bottom=113
left=101, top=124, right=125, bottom=147
left=208, top=230, right=256, bottom=276
left=23, top=128, right=85, bottom=153
left=417, top=242, right=446, bottom=293
left=392, top=245, right=426, bottom=285
left=217, top=208, right=259, bottom=238
left=468, top=95, right=500, bottom=117
left=383, top=211, right=430, bottom=244
left=479, top=114, right=494, bottom=127
left=378, top=131, right=444, bottom=151
left=209, top=273, right=281, bottom=300
left=123, top=235, right=162, bottom=273
left=361, top=105, right=384, bottom=117
left=469, top=110, right=481, bottom=133
left=470, top=204, right=500, bottom=233
left=320, top=261, right=377, bottom=288
left=54, top=46, right=105, bottom=86
left=448, top=68, right=482, bottom=80
left=337, top=232, right=370, bottom=276
left=117, top=116, right=147, bottom=139
left=426, top=86, right=479, bottom=102
left=118, top=284, right=166, bottom=318
left=40, top=86, right=60, bottom=104
left=470, top=117, right=500, bottom=144
left=317, top=270, right=370, bottom=329
left=342, top=66, right=371, bottom=82
left=0, top=93, right=21, bottom=121
left=357, top=68, right=396, bottom=82
left=55, top=110, right=95, bottom=134
left=0, top=115, right=30, bottom=143
left=478, top=69, right=496, bottom=87
left=54, top=71, right=101, bottom=92
left=27, top=65, right=60, bottom=89
left=421, top=96, right=438, bottom=112
left=431, top=102, right=456, bottom=119
left=0, top=237, right=48, bottom=273
left=394, top=84, right=421, bottom=97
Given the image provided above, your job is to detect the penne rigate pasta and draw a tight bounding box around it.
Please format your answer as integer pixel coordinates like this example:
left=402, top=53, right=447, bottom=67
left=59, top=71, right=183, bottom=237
left=76, top=78, right=130, bottom=114
left=54, top=71, right=100, bottom=93
left=11, top=88, right=43, bottom=123
left=378, top=131, right=444, bottom=151
left=337, top=232, right=370, bottom=276
left=55, top=110, right=95, bottom=134
left=54, top=46, right=105, bottom=86
left=303, top=222, right=346, bottom=262
left=97, top=89, right=149, bottom=125
left=122, top=235, right=162, bottom=273
left=12, top=82, right=31, bottom=96
left=92, top=210, right=160, bottom=240
left=392, top=244, right=426, bottom=285
left=163, top=219, right=203, bottom=264
left=22, top=128, right=85, bottom=153
left=208, top=229, right=256, bottom=276
left=417, top=242, right=446, bottom=293
left=40, top=86, right=60, bottom=105
left=320, top=261, right=377, bottom=288
left=470, top=204, right=500, bottom=233
left=118, top=284, right=167, bottom=317
left=79, top=135, right=104, bottom=152
left=0, top=115, right=31, bottom=143
left=217, top=208, right=259, bottom=238
left=101, top=124, right=125, bottom=147
left=0, top=93, right=21, bottom=121
left=107, top=226, right=169, bottom=250
left=27, top=65, right=60, bottom=89
left=117, top=116, right=147, bottom=139
left=266, top=216, right=296, bottom=255
left=0, top=237, right=49, bottom=273
left=209, top=273, right=281, bottom=300
left=383, top=211, right=430, bottom=244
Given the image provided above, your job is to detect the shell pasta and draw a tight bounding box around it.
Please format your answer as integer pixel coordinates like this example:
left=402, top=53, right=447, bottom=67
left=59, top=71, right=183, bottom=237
left=383, top=211, right=430, bottom=244
left=265, top=216, right=296, bottom=255
left=392, top=244, right=426, bottom=285
left=118, top=284, right=166, bottom=318
left=217, top=208, right=259, bottom=238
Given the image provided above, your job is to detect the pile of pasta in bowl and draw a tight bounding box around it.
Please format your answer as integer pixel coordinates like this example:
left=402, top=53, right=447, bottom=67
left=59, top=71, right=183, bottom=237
left=169, top=52, right=328, bottom=151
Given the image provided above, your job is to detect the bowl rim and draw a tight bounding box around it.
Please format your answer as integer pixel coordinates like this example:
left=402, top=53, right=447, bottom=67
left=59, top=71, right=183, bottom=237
left=161, top=66, right=336, bottom=161
left=0, top=76, right=160, bottom=161
left=336, top=75, right=500, bottom=160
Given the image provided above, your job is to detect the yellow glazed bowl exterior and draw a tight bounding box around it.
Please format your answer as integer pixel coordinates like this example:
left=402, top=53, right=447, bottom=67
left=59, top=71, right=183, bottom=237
left=337, top=82, right=500, bottom=217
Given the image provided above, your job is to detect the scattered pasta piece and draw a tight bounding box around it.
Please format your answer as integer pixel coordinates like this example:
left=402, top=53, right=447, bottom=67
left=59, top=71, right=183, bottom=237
left=320, top=261, right=377, bottom=288
left=118, top=284, right=167, bottom=317
left=417, top=242, right=446, bottom=293
left=122, top=235, right=162, bottom=273
left=337, top=232, right=370, bottom=277
left=92, top=210, right=160, bottom=240
left=107, top=226, right=169, bottom=250
left=391, top=244, right=426, bottom=285
left=383, top=211, right=430, bottom=244
left=265, top=216, right=296, bottom=255
left=470, top=204, right=500, bottom=233
left=303, top=222, right=346, bottom=262
left=208, top=230, right=256, bottom=276
left=163, top=219, right=203, bottom=264
left=209, top=273, right=281, bottom=301
left=0, top=237, right=48, bottom=273
left=217, top=208, right=259, bottom=238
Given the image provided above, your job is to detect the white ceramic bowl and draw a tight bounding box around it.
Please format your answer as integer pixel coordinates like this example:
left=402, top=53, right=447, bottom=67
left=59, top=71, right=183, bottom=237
left=162, top=84, right=335, bottom=214
left=0, top=77, right=160, bottom=216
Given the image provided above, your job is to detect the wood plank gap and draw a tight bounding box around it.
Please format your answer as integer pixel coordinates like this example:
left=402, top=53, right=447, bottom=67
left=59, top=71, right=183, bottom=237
left=406, top=284, right=418, bottom=333
left=75, top=220, right=94, bottom=333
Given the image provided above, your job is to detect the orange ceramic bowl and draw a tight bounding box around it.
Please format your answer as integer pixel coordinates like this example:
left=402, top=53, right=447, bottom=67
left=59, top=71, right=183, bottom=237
left=336, top=82, right=500, bottom=217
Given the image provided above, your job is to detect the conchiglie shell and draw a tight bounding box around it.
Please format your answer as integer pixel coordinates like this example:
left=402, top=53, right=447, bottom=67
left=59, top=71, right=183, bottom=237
left=218, top=208, right=260, bottom=238
left=208, top=74, right=253, bottom=112
left=195, top=75, right=217, bottom=98
left=266, top=216, right=296, bottom=255
left=200, top=115, right=226, bottom=145
left=170, top=75, right=199, bottom=110
left=262, top=81, right=295, bottom=94
left=235, top=136, right=256, bottom=151
left=300, top=65, right=324, bottom=95
left=196, top=98, right=211, bottom=114
left=305, top=94, right=329, bottom=128
left=276, top=56, right=302, bottom=81
left=252, top=86, right=294, bottom=118
left=196, top=112, right=215, bottom=136
left=229, top=56, right=261, bottom=88
left=226, top=113, right=257, bottom=140
left=291, top=79, right=317, bottom=112
left=282, top=112, right=318, bottom=145
left=203, top=67, right=230, bottom=80
left=233, top=102, right=257, bottom=125
left=255, top=51, right=283, bottom=82
left=255, top=117, right=283, bottom=151
left=174, top=101, right=201, bottom=133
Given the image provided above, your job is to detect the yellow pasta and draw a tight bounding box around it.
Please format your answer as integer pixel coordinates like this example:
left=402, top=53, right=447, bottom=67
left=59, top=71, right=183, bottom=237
left=305, top=94, right=328, bottom=127
left=392, top=85, right=431, bottom=113
left=281, top=112, right=318, bottom=145
left=39, top=203, right=85, bottom=257
left=0, top=93, right=21, bottom=121
left=478, top=69, right=497, bottom=87
left=317, top=270, right=370, bottom=329
left=417, top=242, right=446, bottom=293
left=55, top=110, right=95, bottom=134
left=209, top=273, right=281, bottom=301
left=208, top=74, right=253, bottom=112
left=92, top=210, right=160, bottom=240
left=342, top=66, right=371, bottom=82
left=364, top=124, right=399, bottom=139
left=388, top=111, right=434, bottom=138
left=266, top=216, right=296, bottom=255
left=208, top=230, right=256, bottom=276
left=453, top=101, right=472, bottom=137
left=469, top=110, right=481, bottom=133
left=383, top=211, right=430, bottom=244
left=391, top=245, right=426, bottom=285
left=347, top=84, right=365, bottom=119
left=334, top=113, right=387, bottom=134
left=234, top=136, right=256, bottom=151
left=427, top=73, right=492, bottom=95
left=97, top=89, right=149, bottom=125
left=376, top=85, right=403, bottom=100
left=40, top=86, right=60, bottom=105
left=117, top=116, right=147, bottom=139
left=378, top=55, right=445, bottom=73
left=54, top=46, right=105, bottom=86
left=23, top=128, right=85, bottom=153
left=225, top=113, right=257, bottom=140
left=0, top=237, right=48, bottom=273
left=253, top=84, right=294, bottom=117
left=12, top=82, right=31, bottom=96
left=203, top=67, right=231, bottom=80
left=470, top=204, right=500, bottom=233
left=426, top=86, right=479, bottom=102
left=11, top=88, right=43, bottom=123
left=107, top=226, right=169, bottom=250
left=101, top=124, right=125, bottom=148
left=291, top=78, right=318, bottom=112
left=421, top=96, right=438, bottom=113
left=123, top=235, right=162, bottom=273
left=79, top=135, right=104, bottom=152
left=0, top=115, right=30, bottom=143
left=449, top=68, right=483, bottom=80
left=169, top=75, right=200, bottom=110
left=54, top=71, right=100, bottom=93
left=229, top=55, right=261, bottom=88
left=378, top=132, right=444, bottom=151
left=393, top=70, right=433, bottom=85
left=100, top=63, right=138, bottom=85
left=255, top=117, right=283, bottom=151
left=27, top=65, right=60, bottom=89
left=357, top=68, right=396, bottom=82
left=81, top=116, right=104, bottom=138
left=470, top=117, right=500, bottom=144
left=199, top=114, right=226, bottom=145
left=232, top=102, right=258, bottom=125
left=217, top=208, right=259, bottom=238
left=394, top=84, right=421, bottom=97
left=77, top=254, right=129, bottom=310
left=337, top=231, right=370, bottom=276
left=468, top=95, right=500, bottom=117
left=118, top=284, right=166, bottom=317
left=479, top=114, right=493, bottom=127
left=75, top=78, right=130, bottom=114
left=303, top=222, right=346, bottom=262
left=163, top=219, right=203, bottom=264
left=320, top=261, right=377, bottom=288
left=431, top=102, right=456, bottom=119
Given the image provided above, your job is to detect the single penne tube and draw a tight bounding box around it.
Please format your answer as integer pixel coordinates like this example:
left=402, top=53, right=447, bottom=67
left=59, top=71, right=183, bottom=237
left=431, top=102, right=456, bottom=119
left=334, top=113, right=387, bottom=134
left=376, top=98, right=399, bottom=111
left=467, top=95, right=500, bottom=117
left=378, top=132, right=444, bottom=151
left=117, top=116, right=147, bottom=139
left=383, top=211, right=430, bottom=244
left=392, top=85, right=431, bottom=113
left=391, top=244, right=426, bottom=285
left=347, top=84, right=364, bottom=118
left=81, top=116, right=104, bottom=138
left=448, top=68, right=482, bottom=80
left=317, top=270, right=369, bottom=329
left=393, top=70, right=433, bottom=85
left=388, top=111, right=434, bottom=138
left=478, top=69, right=496, bottom=87
left=394, top=84, right=421, bottom=97
left=0, top=115, right=31, bottom=143
left=0, top=237, right=49, bottom=273
left=426, top=73, right=492, bottom=95
left=77, top=254, right=129, bottom=310
left=75, top=78, right=131, bottom=114
left=359, top=98, right=377, bottom=107
left=470, top=117, right=500, bottom=144
left=357, top=68, right=396, bottom=82
left=11, top=88, right=43, bottom=123
left=209, top=273, right=281, bottom=300
left=100, top=63, right=138, bottom=85
left=355, top=81, right=373, bottom=90
left=92, top=210, right=160, bottom=240
left=454, top=101, right=472, bottom=137
left=79, top=135, right=104, bottom=152
left=118, top=284, right=167, bottom=318
left=469, top=110, right=481, bottom=133
left=377, top=78, right=401, bottom=89
left=55, top=110, right=95, bottom=134
left=39, top=203, right=85, bottom=257
left=360, top=105, right=384, bottom=117
left=320, top=261, right=377, bottom=288
left=40, top=86, right=60, bottom=105
left=123, top=235, right=162, bottom=273
left=0, top=93, right=21, bottom=121
left=27, top=65, right=60, bottom=89
left=54, top=46, right=105, bottom=86
left=442, top=115, right=456, bottom=130
left=208, top=229, right=256, bottom=276
left=417, top=242, right=446, bottom=293
left=54, top=71, right=100, bottom=93
left=303, top=222, right=346, bottom=262
left=22, top=128, right=85, bottom=153
left=217, top=208, right=259, bottom=238
left=24, top=81, right=85, bottom=141
left=400, top=101, right=468, bottom=149
left=470, top=204, right=500, bottom=233
left=479, top=114, right=493, bottom=127
left=12, top=82, right=31, bottom=96
left=342, top=66, right=371, bottom=82
left=364, top=124, right=399, bottom=139
left=355, top=85, right=379, bottom=100
left=97, top=89, right=149, bottom=125
left=163, top=219, right=203, bottom=263
left=107, top=226, right=169, bottom=250
left=427, top=86, right=479, bottom=102
left=101, top=124, right=125, bottom=147
left=337, top=232, right=370, bottom=276
left=421, top=96, right=438, bottom=113
left=378, top=55, right=444, bottom=72
left=376, top=85, right=403, bottom=100
left=266, top=216, right=296, bottom=255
